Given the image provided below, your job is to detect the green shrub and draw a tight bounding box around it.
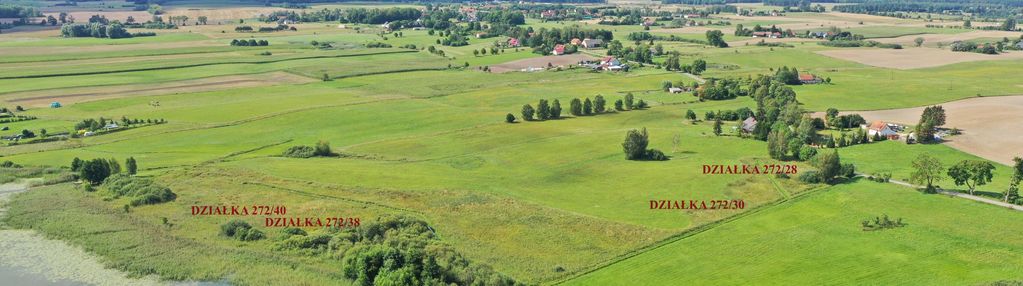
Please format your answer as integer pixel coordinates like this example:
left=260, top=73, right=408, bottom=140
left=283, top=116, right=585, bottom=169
left=282, top=145, right=316, bottom=158
left=220, top=219, right=251, bottom=237
left=799, top=170, right=821, bottom=184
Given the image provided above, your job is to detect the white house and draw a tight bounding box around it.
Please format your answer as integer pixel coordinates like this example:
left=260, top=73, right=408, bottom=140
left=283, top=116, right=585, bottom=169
left=865, top=121, right=899, bottom=139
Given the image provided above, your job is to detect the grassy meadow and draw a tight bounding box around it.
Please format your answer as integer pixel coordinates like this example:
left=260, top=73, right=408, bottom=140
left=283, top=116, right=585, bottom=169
left=1, top=3, right=1022, bottom=286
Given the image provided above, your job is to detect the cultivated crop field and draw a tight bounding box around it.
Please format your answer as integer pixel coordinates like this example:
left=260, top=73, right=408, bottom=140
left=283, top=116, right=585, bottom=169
left=1, top=1, right=1022, bottom=285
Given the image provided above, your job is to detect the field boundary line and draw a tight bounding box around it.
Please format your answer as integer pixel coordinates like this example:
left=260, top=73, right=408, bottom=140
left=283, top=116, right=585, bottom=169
left=0, top=50, right=417, bottom=80
left=550, top=184, right=828, bottom=285
left=243, top=181, right=423, bottom=215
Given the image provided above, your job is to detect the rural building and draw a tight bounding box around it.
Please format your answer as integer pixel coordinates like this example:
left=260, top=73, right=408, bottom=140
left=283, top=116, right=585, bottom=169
left=641, top=18, right=655, bottom=27
left=683, top=14, right=701, bottom=19
left=1016, top=41, right=1023, bottom=49
left=570, top=38, right=582, bottom=46
left=741, top=117, right=758, bottom=133
left=599, top=56, right=624, bottom=71
left=507, top=38, right=520, bottom=47
left=668, top=87, right=685, bottom=93
left=752, top=31, right=782, bottom=38
left=798, top=73, right=821, bottom=84
left=552, top=44, right=566, bottom=55
left=865, top=121, right=900, bottom=140
left=581, top=38, right=603, bottom=49
left=50, top=102, right=62, bottom=108
left=808, top=31, right=831, bottom=39
left=540, top=10, right=556, bottom=19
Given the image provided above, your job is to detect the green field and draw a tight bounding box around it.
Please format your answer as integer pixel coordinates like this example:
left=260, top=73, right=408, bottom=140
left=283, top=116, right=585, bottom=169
left=1, top=3, right=1022, bottom=286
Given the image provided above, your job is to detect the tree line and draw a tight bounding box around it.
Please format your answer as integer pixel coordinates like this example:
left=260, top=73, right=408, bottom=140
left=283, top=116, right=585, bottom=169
left=230, top=39, right=269, bottom=46
left=911, top=153, right=1023, bottom=206
left=510, top=94, right=648, bottom=123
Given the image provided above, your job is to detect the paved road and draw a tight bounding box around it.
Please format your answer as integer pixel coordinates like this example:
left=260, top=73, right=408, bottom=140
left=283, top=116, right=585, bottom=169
left=866, top=175, right=1023, bottom=211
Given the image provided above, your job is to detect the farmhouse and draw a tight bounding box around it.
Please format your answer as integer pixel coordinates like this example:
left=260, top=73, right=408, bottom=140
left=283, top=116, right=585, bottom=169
left=581, top=38, right=603, bottom=49
left=668, top=87, right=685, bottom=93
left=865, top=121, right=900, bottom=140
left=798, top=73, right=822, bottom=84
left=552, top=44, right=566, bottom=55
left=599, top=56, right=624, bottom=71
left=570, top=38, right=582, bottom=46
left=741, top=117, right=757, bottom=133
left=507, top=38, right=520, bottom=47
left=752, top=31, right=783, bottom=38
left=683, top=14, right=701, bottom=19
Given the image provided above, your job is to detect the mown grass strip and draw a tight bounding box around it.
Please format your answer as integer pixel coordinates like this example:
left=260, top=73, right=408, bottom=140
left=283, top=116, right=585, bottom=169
left=550, top=184, right=829, bottom=285
left=0, top=50, right=418, bottom=80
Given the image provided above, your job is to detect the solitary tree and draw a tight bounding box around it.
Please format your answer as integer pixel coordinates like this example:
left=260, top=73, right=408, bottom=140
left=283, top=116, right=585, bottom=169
left=570, top=98, right=583, bottom=116
left=914, top=37, right=925, bottom=47
left=108, top=158, right=121, bottom=174
left=593, top=95, right=606, bottom=113
left=947, top=160, right=995, bottom=195
left=583, top=98, right=593, bottom=115
left=521, top=104, right=535, bottom=121
left=713, top=118, right=723, bottom=136
left=314, top=141, right=332, bottom=156
left=1006, top=157, right=1022, bottom=203
left=536, top=99, right=551, bottom=120
left=80, top=159, right=111, bottom=185
left=705, top=30, right=728, bottom=48
left=550, top=99, right=562, bottom=119
left=622, top=128, right=649, bottom=160
left=505, top=113, right=516, bottom=123
left=125, top=157, right=138, bottom=175
left=815, top=150, right=842, bottom=184
left=71, top=157, right=83, bottom=172
left=624, top=93, right=635, bottom=110
left=614, top=99, right=624, bottom=111
left=910, top=154, right=944, bottom=192
left=685, top=109, right=697, bottom=121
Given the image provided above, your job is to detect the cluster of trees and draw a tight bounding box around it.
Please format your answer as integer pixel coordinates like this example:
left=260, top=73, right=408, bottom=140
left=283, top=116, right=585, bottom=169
left=0, top=5, right=41, bottom=19
left=221, top=220, right=265, bottom=241
left=505, top=26, right=613, bottom=50
left=818, top=38, right=903, bottom=49
left=273, top=215, right=521, bottom=285
left=60, top=23, right=140, bottom=39
left=823, top=108, right=866, bottom=130
left=74, top=117, right=165, bottom=132
left=282, top=141, right=334, bottom=158
left=71, top=156, right=139, bottom=185
left=518, top=99, right=563, bottom=121
left=799, top=150, right=856, bottom=184
left=734, top=24, right=789, bottom=37
left=908, top=154, right=1017, bottom=201
left=340, top=7, right=423, bottom=24
left=102, top=172, right=176, bottom=207
left=664, top=54, right=707, bottom=75
left=914, top=105, right=945, bottom=144
left=482, top=10, right=526, bottom=25
left=230, top=39, right=269, bottom=46
left=699, top=107, right=754, bottom=122
left=833, top=1, right=1022, bottom=19
left=514, top=94, right=648, bottom=122
left=622, top=128, right=668, bottom=161
left=606, top=40, right=654, bottom=64
left=861, top=214, right=905, bottom=231
left=697, top=78, right=752, bottom=100
left=473, top=46, right=504, bottom=57
left=951, top=41, right=999, bottom=54
left=705, top=30, right=728, bottom=48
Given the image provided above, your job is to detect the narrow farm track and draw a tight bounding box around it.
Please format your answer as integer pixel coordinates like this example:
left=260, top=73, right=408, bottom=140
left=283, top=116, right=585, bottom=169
left=876, top=175, right=1023, bottom=211
left=552, top=185, right=828, bottom=285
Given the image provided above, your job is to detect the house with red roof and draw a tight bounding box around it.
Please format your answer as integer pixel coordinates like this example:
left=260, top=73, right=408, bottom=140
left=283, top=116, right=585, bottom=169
left=798, top=73, right=821, bottom=84
left=865, top=121, right=900, bottom=140
left=552, top=44, right=566, bottom=55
